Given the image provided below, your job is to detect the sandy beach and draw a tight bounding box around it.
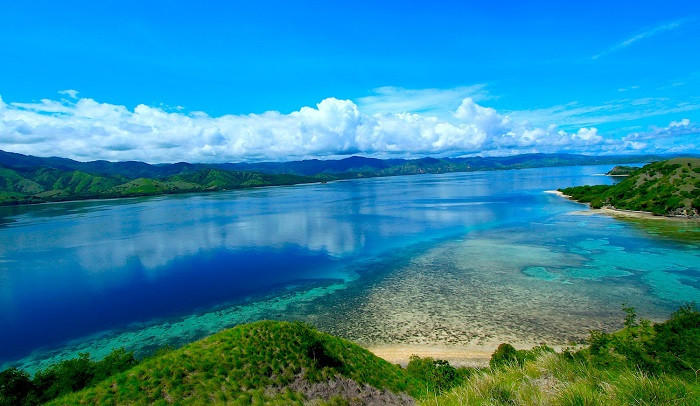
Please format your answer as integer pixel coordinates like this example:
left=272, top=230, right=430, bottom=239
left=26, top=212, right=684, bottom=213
left=369, top=343, right=575, bottom=368
left=543, top=190, right=570, bottom=198
left=369, top=345, right=492, bottom=368
left=545, top=190, right=699, bottom=222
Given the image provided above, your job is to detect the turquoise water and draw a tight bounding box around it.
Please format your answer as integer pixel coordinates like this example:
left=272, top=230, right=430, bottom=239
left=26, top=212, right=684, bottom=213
left=1, top=165, right=698, bottom=372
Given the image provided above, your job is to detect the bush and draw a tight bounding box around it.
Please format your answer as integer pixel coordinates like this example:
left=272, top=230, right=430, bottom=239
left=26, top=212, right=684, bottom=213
left=490, top=343, right=554, bottom=369
left=0, top=348, right=138, bottom=406
left=584, top=303, right=700, bottom=376
left=406, top=356, right=464, bottom=394
left=0, top=368, right=37, bottom=406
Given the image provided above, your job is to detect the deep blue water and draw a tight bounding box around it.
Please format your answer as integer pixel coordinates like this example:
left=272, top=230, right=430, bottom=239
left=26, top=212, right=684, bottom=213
left=1, top=165, right=698, bottom=370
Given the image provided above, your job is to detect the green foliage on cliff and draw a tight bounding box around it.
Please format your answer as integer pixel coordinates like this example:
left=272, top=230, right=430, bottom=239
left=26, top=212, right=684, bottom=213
left=560, top=158, right=700, bottom=216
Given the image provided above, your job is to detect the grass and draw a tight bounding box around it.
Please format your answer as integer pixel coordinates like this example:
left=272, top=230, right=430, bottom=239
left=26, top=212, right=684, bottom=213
left=560, top=157, right=699, bottom=217
left=43, top=321, right=422, bottom=405
left=3, top=306, right=698, bottom=405
left=421, top=353, right=699, bottom=405
left=421, top=304, right=700, bottom=405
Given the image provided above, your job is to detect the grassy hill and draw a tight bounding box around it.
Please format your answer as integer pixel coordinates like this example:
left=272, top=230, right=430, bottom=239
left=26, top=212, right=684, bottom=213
left=606, top=165, right=641, bottom=176
left=49, top=321, right=420, bottom=405
left=560, top=158, right=700, bottom=218
left=2, top=306, right=698, bottom=405
left=0, top=166, right=316, bottom=206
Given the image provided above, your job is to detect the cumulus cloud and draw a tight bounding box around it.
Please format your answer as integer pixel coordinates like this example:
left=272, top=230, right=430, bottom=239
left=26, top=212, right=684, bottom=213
left=0, top=92, right=695, bottom=163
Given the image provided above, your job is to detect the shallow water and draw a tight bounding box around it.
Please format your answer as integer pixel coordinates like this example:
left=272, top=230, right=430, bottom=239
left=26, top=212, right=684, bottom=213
left=1, top=165, right=698, bottom=372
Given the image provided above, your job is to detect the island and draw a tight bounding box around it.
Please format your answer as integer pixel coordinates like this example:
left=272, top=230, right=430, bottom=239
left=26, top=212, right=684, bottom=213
left=605, top=165, right=641, bottom=176
left=559, top=158, right=700, bottom=219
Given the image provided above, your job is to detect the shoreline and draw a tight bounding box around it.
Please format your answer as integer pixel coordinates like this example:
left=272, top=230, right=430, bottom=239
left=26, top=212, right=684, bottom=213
left=369, top=345, right=492, bottom=368
left=545, top=190, right=699, bottom=222
left=368, top=343, right=575, bottom=368
left=0, top=162, right=653, bottom=209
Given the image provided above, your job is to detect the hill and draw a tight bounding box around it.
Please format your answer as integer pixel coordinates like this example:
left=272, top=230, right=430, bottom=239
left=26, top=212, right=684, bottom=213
left=0, top=165, right=316, bottom=206
left=2, top=306, right=698, bottom=405
left=559, top=158, right=700, bottom=218
left=0, top=149, right=679, bottom=206
left=606, top=165, right=640, bottom=176
left=1, top=149, right=671, bottom=179
left=52, top=321, right=421, bottom=405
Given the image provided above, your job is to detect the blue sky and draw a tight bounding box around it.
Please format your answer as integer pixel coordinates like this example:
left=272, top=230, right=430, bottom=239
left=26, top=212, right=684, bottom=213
left=0, top=1, right=698, bottom=162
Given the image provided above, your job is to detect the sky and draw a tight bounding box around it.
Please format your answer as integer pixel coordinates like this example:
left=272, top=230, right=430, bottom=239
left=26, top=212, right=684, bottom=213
left=0, top=0, right=699, bottom=163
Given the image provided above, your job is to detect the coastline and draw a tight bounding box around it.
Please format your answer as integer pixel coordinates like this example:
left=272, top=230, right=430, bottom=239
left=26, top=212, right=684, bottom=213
left=570, top=208, right=699, bottom=222
left=545, top=190, right=699, bottom=222
left=369, top=343, right=574, bottom=368
left=0, top=161, right=657, bottom=209
left=369, top=345, right=492, bottom=368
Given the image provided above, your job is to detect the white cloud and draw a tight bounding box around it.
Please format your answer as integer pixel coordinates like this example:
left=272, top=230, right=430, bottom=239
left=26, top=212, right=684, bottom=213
left=0, top=93, right=696, bottom=163
left=593, top=18, right=693, bottom=60
left=624, top=118, right=698, bottom=141
left=504, top=98, right=700, bottom=129
left=670, top=118, right=691, bottom=127
left=358, top=85, right=489, bottom=118
left=58, top=89, right=79, bottom=99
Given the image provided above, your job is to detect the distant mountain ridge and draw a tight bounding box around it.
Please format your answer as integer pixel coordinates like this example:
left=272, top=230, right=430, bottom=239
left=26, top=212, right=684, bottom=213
left=0, top=149, right=674, bottom=179
left=0, top=149, right=690, bottom=206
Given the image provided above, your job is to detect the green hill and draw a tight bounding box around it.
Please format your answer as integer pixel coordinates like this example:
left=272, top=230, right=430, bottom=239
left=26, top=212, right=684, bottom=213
left=46, top=321, right=420, bottom=405
left=560, top=158, right=700, bottom=218
left=2, top=149, right=685, bottom=206
left=0, top=166, right=316, bottom=206
left=606, top=165, right=640, bottom=176
left=1, top=306, right=699, bottom=405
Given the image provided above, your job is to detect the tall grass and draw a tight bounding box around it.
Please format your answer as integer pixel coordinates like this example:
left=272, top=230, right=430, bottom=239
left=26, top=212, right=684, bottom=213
left=422, top=353, right=700, bottom=405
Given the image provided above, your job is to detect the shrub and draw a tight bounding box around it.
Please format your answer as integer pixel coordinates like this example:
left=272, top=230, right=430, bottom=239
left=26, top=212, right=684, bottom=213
left=406, top=356, right=463, bottom=394
left=0, top=368, right=37, bottom=406
left=490, top=344, right=554, bottom=369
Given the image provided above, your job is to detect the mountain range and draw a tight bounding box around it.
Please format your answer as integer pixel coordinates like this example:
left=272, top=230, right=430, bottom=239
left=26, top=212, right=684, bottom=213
left=0, top=149, right=684, bottom=206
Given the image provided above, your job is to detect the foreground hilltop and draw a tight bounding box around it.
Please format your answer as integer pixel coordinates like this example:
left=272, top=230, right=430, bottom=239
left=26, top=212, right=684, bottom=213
left=560, top=158, right=700, bottom=218
left=2, top=306, right=699, bottom=405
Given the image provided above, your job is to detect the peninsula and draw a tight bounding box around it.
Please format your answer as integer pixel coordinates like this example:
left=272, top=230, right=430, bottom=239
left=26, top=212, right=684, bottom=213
left=559, top=158, right=700, bottom=219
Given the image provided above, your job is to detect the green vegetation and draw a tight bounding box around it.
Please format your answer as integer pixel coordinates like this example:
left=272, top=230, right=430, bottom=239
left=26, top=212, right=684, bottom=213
left=606, top=165, right=641, bottom=176
left=405, top=356, right=471, bottom=395
left=1, top=306, right=698, bottom=405
left=1, top=149, right=676, bottom=206
left=560, top=158, right=700, bottom=217
left=0, top=349, right=137, bottom=405
left=0, top=166, right=316, bottom=206
left=49, top=321, right=420, bottom=405
left=425, top=304, right=700, bottom=405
